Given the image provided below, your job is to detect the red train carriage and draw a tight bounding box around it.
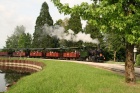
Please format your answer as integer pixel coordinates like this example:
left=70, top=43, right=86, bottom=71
left=29, top=51, right=43, bottom=57
left=0, top=52, right=8, bottom=56
left=12, top=51, right=26, bottom=57
left=63, top=51, right=80, bottom=60
left=46, top=51, right=61, bottom=58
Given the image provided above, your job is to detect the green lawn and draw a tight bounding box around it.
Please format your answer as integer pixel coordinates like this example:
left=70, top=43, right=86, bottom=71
left=6, top=59, right=140, bottom=93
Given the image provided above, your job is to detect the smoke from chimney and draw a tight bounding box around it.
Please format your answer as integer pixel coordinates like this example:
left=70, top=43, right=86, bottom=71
left=42, top=24, right=99, bottom=44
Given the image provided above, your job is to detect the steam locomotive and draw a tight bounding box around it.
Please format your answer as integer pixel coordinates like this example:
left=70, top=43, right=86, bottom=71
left=0, top=46, right=105, bottom=62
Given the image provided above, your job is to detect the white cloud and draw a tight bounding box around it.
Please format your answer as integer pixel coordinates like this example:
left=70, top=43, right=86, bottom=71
left=0, top=0, right=91, bottom=48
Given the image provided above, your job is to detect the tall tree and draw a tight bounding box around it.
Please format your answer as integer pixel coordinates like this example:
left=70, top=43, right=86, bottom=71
left=24, top=33, right=32, bottom=48
left=18, top=33, right=32, bottom=48
left=54, top=19, right=63, bottom=26
left=6, top=25, right=32, bottom=48
left=33, top=2, right=56, bottom=48
left=6, top=25, right=25, bottom=48
left=54, top=18, right=69, bottom=47
left=18, top=33, right=26, bottom=48
left=84, top=21, right=103, bottom=47
left=67, top=12, right=83, bottom=47
left=51, top=0, right=140, bottom=83
left=67, top=12, right=82, bottom=34
left=104, top=32, right=125, bottom=62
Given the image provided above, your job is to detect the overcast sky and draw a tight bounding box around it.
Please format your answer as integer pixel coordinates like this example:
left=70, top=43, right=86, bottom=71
left=0, top=0, right=92, bottom=48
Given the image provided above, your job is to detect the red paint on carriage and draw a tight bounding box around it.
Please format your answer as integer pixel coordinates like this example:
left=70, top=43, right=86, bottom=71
left=30, top=51, right=42, bottom=57
left=46, top=52, right=61, bottom=58
left=63, top=52, right=80, bottom=59
left=13, top=52, right=26, bottom=57
left=0, top=52, right=8, bottom=56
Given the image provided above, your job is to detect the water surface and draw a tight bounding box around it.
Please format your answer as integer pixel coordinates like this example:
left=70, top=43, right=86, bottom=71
left=0, top=73, right=6, bottom=92
left=0, top=71, right=30, bottom=92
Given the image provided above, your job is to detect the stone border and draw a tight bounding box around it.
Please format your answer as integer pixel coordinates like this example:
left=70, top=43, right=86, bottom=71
left=0, top=59, right=45, bottom=73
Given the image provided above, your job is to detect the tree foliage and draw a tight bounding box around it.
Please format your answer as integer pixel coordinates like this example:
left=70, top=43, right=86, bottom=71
left=103, top=32, right=125, bottom=61
left=33, top=2, right=59, bottom=48
left=66, top=12, right=83, bottom=47
left=51, top=0, right=140, bottom=83
left=51, top=0, right=140, bottom=44
left=84, top=21, right=103, bottom=43
left=6, top=25, right=32, bottom=48
left=136, top=54, right=140, bottom=66
left=18, top=33, right=26, bottom=48
left=54, top=18, right=69, bottom=47
left=67, top=12, right=82, bottom=34
left=54, top=19, right=63, bottom=26
left=54, top=17, right=69, bottom=31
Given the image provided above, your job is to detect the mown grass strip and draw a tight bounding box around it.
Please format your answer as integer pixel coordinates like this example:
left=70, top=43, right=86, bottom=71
left=6, top=59, right=140, bottom=93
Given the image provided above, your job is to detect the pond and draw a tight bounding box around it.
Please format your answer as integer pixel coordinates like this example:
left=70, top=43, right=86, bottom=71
left=0, top=72, right=5, bottom=92
left=0, top=70, right=30, bottom=92
left=0, top=59, right=45, bottom=92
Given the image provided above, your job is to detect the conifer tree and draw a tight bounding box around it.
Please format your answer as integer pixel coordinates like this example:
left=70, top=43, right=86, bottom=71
left=33, top=2, right=55, bottom=48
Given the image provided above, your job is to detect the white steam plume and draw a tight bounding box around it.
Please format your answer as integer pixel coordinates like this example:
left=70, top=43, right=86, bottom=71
left=42, top=24, right=99, bottom=44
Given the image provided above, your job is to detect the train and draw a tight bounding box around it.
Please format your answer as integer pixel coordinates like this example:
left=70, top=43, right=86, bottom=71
left=0, top=46, right=105, bottom=62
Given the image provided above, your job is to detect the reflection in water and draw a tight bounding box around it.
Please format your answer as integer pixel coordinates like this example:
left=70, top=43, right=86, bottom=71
left=0, top=71, right=30, bottom=92
left=0, top=59, right=44, bottom=92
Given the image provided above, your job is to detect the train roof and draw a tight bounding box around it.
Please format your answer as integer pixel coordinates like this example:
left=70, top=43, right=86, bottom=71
left=0, top=46, right=97, bottom=51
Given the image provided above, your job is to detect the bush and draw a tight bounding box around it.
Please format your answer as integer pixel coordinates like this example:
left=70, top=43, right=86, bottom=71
left=136, top=54, right=140, bottom=66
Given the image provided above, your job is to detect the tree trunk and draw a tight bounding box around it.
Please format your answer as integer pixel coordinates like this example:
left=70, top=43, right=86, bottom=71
left=125, top=43, right=136, bottom=83
left=114, top=51, right=116, bottom=62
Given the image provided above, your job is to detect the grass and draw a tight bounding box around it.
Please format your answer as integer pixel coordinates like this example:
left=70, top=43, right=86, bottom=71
left=4, top=59, right=140, bottom=93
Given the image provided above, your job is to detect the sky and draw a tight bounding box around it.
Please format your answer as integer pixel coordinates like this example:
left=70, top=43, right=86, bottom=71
left=0, top=0, right=92, bottom=48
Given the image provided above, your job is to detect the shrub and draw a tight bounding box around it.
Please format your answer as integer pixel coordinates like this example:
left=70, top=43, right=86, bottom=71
left=136, top=54, right=140, bottom=66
